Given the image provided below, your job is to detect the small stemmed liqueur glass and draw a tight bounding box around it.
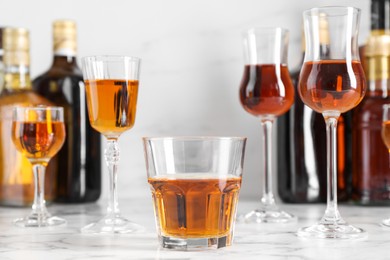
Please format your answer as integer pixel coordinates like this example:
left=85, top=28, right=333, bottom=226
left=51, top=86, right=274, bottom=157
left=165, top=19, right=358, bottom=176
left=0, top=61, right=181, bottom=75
left=381, top=104, right=390, bottom=226
left=382, top=105, right=390, bottom=164
left=81, top=56, right=143, bottom=234
left=12, top=106, right=66, bottom=227
left=298, top=7, right=366, bottom=239
left=239, top=28, right=295, bottom=223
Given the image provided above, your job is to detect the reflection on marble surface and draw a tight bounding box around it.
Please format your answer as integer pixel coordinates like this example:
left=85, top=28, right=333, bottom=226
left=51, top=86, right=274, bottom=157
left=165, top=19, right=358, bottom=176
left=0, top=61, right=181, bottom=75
left=0, top=199, right=389, bottom=259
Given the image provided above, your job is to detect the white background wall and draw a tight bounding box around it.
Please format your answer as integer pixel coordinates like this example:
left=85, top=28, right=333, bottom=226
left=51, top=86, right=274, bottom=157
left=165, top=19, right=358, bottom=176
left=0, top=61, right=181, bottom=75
left=0, top=0, right=370, bottom=202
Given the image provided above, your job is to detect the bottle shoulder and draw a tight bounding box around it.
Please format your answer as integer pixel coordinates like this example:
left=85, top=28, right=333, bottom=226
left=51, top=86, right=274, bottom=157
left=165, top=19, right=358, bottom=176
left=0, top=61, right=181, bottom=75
left=0, top=90, right=53, bottom=109
left=356, top=95, right=390, bottom=109
left=34, top=66, right=83, bottom=81
left=32, top=68, right=83, bottom=93
left=353, top=96, right=390, bottom=123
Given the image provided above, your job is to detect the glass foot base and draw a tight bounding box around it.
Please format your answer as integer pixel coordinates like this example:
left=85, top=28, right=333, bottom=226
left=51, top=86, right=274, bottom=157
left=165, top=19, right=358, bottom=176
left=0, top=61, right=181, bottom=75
left=81, top=215, right=144, bottom=234
left=159, top=234, right=230, bottom=250
left=14, top=213, right=66, bottom=228
left=242, top=208, right=297, bottom=223
left=298, top=222, right=366, bottom=239
left=382, top=218, right=390, bottom=227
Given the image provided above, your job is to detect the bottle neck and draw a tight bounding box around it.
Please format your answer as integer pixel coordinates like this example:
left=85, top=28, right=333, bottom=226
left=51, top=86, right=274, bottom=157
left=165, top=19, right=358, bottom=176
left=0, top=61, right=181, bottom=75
left=4, top=64, right=31, bottom=91
left=52, top=54, right=78, bottom=69
left=365, top=27, right=390, bottom=96
left=366, top=55, right=390, bottom=96
left=371, top=0, right=390, bottom=31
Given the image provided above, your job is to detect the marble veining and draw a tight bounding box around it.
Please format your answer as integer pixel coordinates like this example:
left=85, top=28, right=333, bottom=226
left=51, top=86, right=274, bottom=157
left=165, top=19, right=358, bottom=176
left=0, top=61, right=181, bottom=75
left=0, top=199, right=389, bottom=259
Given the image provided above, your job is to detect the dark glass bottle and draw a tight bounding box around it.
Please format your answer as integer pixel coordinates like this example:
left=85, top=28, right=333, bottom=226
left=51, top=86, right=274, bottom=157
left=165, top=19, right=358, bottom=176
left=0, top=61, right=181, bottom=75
left=33, top=20, right=101, bottom=203
left=277, top=27, right=351, bottom=203
left=352, top=0, right=390, bottom=205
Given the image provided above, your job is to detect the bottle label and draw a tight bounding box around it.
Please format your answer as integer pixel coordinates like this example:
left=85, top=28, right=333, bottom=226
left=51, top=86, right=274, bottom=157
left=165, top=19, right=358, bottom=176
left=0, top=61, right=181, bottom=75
left=367, top=56, right=390, bottom=81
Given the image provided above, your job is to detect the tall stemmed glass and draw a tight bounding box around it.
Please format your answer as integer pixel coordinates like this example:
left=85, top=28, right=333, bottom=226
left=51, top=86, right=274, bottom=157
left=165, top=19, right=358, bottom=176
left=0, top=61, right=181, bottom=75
left=381, top=104, right=390, bottom=227
left=298, top=7, right=366, bottom=238
left=81, top=56, right=143, bottom=234
left=12, top=106, right=66, bottom=227
left=382, top=104, right=390, bottom=167
left=239, top=28, right=295, bottom=223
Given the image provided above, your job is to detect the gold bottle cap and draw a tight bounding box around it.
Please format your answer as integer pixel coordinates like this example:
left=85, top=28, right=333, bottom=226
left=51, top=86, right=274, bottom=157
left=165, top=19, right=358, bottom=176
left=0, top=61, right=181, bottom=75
left=318, top=13, right=330, bottom=45
left=365, top=33, right=390, bottom=57
left=364, top=33, right=390, bottom=81
left=53, top=20, right=77, bottom=56
left=3, top=27, right=30, bottom=66
left=301, top=15, right=330, bottom=52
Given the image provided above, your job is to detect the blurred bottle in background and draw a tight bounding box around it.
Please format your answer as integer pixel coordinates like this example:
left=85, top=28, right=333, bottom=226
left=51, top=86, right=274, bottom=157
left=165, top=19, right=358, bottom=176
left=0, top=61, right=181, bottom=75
left=0, top=28, right=4, bottom=93
left=33, top=20, right=101, bottom=203
left=352, top=0, right=390, bottom=205
left=277, top=21, right=351, bottom=203
left=0, top=27, right=56, bottom=206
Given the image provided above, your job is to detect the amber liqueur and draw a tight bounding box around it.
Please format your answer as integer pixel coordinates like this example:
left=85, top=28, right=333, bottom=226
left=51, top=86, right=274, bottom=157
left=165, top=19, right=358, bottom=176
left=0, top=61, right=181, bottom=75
left=84, top=79, right=139, bottom=137
left=299, top=60, right=365, bottom=113
left=33, top=21, right=101, bottom=203
left=0, top=28, right=56, bottom=206
left=148, top=175, right=241, bottom=240
left=12, top=121, right=66, bottom=162
left=352, top=0, right=390, bottom=205
left=383, top=121, right=390, bottom=150
left=239, top=64, right=294, bottom=117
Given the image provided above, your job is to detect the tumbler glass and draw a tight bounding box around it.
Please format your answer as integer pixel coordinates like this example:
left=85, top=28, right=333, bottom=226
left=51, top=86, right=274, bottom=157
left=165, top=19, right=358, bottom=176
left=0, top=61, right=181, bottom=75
left=143, top=137, right=247, bottom=250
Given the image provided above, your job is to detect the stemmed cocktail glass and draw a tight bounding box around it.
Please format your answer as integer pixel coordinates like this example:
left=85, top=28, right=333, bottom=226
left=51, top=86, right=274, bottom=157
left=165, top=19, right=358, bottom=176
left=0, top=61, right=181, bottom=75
left=12, top=106, right=66, bottom=227
left=239, top=28, right=295, bottom=223
left=297, top=7, right=366, bottom=239
left=81, top=56, right=143, bottom=234
left=381, top=104, right=390, bottom=227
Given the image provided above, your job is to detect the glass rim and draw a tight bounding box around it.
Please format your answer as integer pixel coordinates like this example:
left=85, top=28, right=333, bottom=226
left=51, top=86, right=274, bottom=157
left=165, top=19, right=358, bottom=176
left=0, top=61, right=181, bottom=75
left=12, top=105, right=64, bottom=112
left=81, top=55, right=141, bottom=63
left=383, top=104, right=390, bottom=109
left=303, top=6, right=361, bottom=17
left=243, top=27, right=288, bottom=36
left=143, top=136, right=247, bottom=142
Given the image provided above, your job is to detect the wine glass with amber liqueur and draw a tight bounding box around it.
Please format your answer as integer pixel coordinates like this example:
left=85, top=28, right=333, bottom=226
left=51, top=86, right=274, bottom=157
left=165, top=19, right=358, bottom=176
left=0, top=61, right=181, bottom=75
left=12, top=106, right=66, bottom=227
left=298, top=7, right=366, bottom=239
left=381, top=104, right=390, bottom=227
left=81, top=56, right=143, bottom=234
left=239, top=28, right=295, bottom=223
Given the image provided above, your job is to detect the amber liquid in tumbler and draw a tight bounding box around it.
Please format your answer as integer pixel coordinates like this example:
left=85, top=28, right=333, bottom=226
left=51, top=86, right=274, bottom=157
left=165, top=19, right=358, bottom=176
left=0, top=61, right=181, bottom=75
left=85, top=79, right=138, bottom=136
left=239, top=64, right=294, bottom=116
left=299, top=60, right=366, bottom=113
left=12, top=121, right=65, bottom=163
left=148, top=176, right=241, bottom=239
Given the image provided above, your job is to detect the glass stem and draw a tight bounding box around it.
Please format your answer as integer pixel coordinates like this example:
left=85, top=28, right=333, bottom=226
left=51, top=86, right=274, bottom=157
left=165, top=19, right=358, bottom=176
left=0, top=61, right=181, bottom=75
left=31, top=163, right=48, bottom=215
left=260, top=116, right=276, bottom=207
left=105, top=139, right=121, bottom=217
left=323, top=114, right=342, bottom=223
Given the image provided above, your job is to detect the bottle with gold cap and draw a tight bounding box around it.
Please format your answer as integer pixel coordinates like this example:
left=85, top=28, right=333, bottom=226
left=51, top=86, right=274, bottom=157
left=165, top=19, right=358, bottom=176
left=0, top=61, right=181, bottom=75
left=276, top=20, right=351, bottom=203
left=0, top=27, right=56, bottom=206
left=0, top=27, right=4, bottom=93
left=33, top=20, right=101, bottom=203
left=352, top=0, right=390, bottom=205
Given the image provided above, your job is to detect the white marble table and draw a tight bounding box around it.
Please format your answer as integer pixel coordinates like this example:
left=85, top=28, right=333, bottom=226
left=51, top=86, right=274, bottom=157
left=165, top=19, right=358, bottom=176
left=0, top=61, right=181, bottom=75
left=0, top=199, right=389, bottom=260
